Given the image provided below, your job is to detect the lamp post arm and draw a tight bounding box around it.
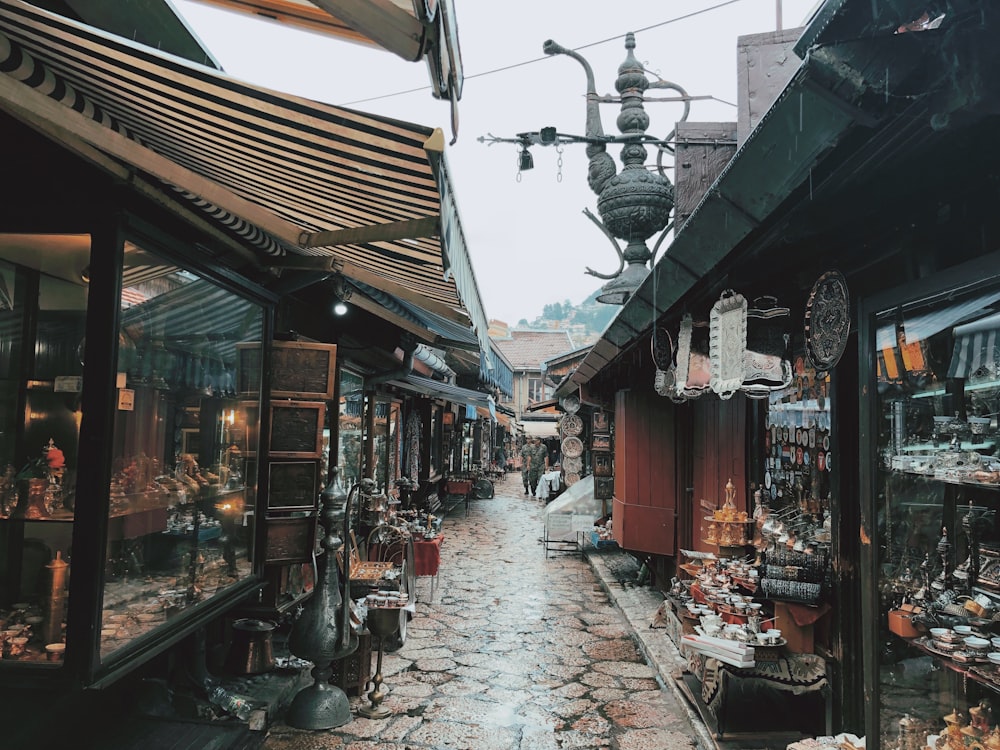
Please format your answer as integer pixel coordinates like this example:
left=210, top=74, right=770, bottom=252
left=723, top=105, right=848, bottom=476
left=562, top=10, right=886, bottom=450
left=582, top=208, right=625, bottom=280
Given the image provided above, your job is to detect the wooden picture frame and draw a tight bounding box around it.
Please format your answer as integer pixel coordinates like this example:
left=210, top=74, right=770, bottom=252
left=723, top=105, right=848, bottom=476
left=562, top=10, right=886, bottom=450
left=237, top=341, right=337, bottom=400
left=263, top=516, right=316, bottom=564
left=593, top=452, right=613, bottom=477
left=270, top=401, right=326, bottom=459
left=267, top=461, right=319, bottom=511
left=592, top=411, right=610, bottom=433
left=592, top=433, right=612, bottom=452
left=595, top=477, right=614, bottom=500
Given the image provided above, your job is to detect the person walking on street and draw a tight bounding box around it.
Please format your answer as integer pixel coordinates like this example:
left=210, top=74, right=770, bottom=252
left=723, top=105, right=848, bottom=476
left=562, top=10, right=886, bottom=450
left=519, top=440, right=533, bottom=495
left=525, top=437, right=548, bottom=498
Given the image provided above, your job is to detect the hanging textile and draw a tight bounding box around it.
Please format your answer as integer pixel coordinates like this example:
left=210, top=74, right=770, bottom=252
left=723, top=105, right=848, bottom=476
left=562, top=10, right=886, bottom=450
left=405, top=411, right=422, bottom=482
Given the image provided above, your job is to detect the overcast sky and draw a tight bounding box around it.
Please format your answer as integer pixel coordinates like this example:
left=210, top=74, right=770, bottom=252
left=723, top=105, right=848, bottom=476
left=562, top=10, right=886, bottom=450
left=173, top=0, right=819, bottom=326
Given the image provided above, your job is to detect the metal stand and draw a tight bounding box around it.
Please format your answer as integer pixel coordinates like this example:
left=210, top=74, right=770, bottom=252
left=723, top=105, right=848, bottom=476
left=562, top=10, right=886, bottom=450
left=285, top=472, right=359, bottom=729
left=358, top=606, right=401, bottom=719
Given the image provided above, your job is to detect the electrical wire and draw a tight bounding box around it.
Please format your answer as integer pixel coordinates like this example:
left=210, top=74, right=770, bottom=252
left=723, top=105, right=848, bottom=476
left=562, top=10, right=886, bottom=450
left=338, top=0, right=752, bottom=107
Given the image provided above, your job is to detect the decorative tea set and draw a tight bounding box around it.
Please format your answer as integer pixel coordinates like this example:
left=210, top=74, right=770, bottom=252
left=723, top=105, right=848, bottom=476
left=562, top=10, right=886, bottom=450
left=0, top=602, right=63, bottom=662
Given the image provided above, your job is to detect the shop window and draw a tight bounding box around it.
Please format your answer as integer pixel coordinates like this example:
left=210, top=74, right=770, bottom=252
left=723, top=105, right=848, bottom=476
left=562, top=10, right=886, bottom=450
left=337, top=369, right=363, bottom=491
left=100, top=242, right=264, bottom=663
left=867, top=277, right=1000, bottom=749
left=371, top=398, right=389, bottom=492
left=0, top=252, right=86, bottom=663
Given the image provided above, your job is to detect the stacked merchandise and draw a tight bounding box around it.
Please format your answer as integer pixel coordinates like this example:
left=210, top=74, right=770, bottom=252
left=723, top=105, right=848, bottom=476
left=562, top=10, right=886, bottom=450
left=680, top=632, right=755, bottom=668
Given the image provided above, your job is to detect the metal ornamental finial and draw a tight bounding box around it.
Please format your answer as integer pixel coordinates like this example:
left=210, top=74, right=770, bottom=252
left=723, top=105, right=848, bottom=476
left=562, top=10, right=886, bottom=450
left=482, top=33, right=688, bottom=304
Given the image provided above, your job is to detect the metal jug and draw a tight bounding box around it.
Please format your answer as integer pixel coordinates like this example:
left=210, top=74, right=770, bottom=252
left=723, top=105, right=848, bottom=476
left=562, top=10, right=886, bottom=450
left=225, top=618, right=276, bottom=675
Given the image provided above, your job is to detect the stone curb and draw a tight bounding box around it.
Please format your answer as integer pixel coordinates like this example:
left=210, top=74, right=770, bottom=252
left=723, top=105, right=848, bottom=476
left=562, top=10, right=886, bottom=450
left=584, top=547, right=715, bottom=750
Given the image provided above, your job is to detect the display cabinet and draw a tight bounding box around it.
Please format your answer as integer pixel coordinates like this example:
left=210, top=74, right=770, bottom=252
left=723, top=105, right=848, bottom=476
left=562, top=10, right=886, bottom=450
left=862, top=263, right=1000, bottom=749
left=0, top=231, right=268, bottom=686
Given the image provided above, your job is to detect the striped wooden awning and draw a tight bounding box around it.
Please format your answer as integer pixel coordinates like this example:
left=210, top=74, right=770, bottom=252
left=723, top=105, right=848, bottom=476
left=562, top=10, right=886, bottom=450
left=0, top=0, right=488, bottom=353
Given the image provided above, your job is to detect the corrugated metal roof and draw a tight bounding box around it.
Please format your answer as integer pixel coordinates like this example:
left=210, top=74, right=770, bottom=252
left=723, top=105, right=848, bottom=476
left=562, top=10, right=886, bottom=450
left=0, top=0, right=489, bottom=354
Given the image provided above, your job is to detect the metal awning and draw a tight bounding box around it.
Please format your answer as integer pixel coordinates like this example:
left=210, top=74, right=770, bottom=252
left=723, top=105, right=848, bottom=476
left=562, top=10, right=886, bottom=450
left=522, top=420, right=558, bottom=438
left=0, top=0, right=489, bottom=355
left=386, top=373, right=493, bottom=411
left=184, top=0, right=464, bottom=127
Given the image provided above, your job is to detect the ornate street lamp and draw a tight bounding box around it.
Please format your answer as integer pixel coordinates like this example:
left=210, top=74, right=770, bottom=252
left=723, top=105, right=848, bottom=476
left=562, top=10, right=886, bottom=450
left=481, top=33, right=692, bottom=304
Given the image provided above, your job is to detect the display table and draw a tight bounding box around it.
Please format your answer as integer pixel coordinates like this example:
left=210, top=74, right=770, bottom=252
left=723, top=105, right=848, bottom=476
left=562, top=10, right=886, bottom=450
left=443, top=479, right=473, bottom=516
left=412, top=534, right=442, bottom=601
left=535, top=471, right=562, bottom=502
left=681, top=650, right=829, bottom=741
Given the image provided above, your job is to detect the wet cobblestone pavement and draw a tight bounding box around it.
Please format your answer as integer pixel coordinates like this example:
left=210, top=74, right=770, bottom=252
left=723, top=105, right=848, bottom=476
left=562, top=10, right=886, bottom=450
left=262, top=474, right=703, bottom=750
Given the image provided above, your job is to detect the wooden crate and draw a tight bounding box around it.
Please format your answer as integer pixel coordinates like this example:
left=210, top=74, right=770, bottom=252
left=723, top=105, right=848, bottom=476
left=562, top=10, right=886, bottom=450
left=330, top=630, right=372, bottom=695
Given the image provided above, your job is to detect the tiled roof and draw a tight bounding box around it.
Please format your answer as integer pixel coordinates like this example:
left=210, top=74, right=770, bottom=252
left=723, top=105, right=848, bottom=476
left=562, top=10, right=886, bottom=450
left=492, top=330, right=574, bottom=369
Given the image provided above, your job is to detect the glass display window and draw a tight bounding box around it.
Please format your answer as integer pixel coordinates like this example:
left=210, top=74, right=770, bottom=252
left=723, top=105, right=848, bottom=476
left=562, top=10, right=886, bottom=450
left=99, top=241, right=264, bottom=663
left=865, top=272, right=1000, bottom=749
left=0, top=251, right=86, bottom=667
left=337, top=369, right=363, bottom=492
left=371, top=397, right=389, bottom=492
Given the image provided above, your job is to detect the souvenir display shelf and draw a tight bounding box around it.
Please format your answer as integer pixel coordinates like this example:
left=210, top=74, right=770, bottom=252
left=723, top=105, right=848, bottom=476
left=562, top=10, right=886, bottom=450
left=866, top=273, right=1000, bottom=750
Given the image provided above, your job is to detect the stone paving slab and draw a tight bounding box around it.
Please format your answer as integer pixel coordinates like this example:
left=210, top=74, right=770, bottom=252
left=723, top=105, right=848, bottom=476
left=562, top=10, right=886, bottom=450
left=261, top=474, right=711, bottom=750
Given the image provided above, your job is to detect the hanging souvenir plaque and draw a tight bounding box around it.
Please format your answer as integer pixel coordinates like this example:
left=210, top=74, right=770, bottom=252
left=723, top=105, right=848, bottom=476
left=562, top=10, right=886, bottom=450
left=562, top=456, right=583, bottom=474
left=560, top=394, right=581, bottom=414
left=561, top=414, right=584, bottom=437
left=651, top=325, right=676, bottom=397
left=742, top=296, right=793, bottom=399
left=674, top=314, right=711, bottom=401
left=804, top=270, right=850, bottom=373
left=561, top=436, right=584, bottom=458
left=709, top=290, right=747, bottom=400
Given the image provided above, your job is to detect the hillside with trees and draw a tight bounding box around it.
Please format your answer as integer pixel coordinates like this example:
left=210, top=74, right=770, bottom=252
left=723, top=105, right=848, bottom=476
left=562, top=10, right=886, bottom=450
left=515, top=289, right=617, bottom=347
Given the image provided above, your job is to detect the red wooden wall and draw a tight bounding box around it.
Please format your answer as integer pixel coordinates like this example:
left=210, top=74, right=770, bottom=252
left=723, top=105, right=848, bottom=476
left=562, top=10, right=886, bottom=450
left=611, top=386, right=678, bottom=556
left=690, top=395, right=747, bottom=555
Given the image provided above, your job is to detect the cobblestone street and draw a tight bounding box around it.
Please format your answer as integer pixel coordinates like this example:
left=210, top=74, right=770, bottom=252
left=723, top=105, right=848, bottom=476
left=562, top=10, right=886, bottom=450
left=262, top=473, right=702, bottom=750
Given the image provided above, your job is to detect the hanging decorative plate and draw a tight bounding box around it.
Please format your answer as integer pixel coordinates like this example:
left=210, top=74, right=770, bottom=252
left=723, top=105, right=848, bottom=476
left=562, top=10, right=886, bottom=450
left=565, top=472, right=581, bottom=486
left=560, top=394, right=581, bottom=414
left=804, top=270, right=850, bottom=373
left=562, top=456, right=583, bottom=474
left=651, top=324, right=675, bottom=371
left=561, top=436, right=584, bottom=458
left=561, top=414, right=584, bottom=437
left=652, top=326, right=677, bottom=398
left=709, top=290, right=748, bottom=400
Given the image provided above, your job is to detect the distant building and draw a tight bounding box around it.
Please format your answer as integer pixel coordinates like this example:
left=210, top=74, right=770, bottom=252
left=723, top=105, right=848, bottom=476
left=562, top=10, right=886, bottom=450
left=488, top=319, right=511, bottom=339
left=491, top=327, right=574, bottom=424
left=544, top=345, right=592, bottom=392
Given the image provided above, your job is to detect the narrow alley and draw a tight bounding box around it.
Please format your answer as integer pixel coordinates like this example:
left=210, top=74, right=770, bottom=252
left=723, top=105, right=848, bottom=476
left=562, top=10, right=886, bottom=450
left=263, top=473, right=701, bottom=750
